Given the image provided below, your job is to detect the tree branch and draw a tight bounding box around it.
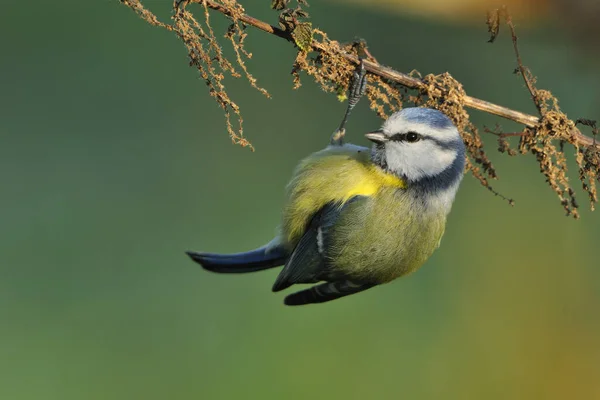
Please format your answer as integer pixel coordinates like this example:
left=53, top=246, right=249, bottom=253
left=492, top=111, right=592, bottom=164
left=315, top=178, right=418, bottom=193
left=199, top=0, right=597, bottom=149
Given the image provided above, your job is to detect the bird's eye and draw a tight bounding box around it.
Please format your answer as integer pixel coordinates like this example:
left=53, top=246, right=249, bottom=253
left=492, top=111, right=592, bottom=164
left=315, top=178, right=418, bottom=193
left=406, top=132, right=420, bottom=143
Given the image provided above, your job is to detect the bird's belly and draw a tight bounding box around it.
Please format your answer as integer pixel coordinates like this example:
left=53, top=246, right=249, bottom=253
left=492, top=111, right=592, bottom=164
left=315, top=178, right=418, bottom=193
left=329, top=194, right=447, bottom=283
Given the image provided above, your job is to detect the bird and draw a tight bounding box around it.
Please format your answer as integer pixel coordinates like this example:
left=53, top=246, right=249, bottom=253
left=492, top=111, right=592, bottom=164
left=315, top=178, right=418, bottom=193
left=187, top=65, right=466, bottom=306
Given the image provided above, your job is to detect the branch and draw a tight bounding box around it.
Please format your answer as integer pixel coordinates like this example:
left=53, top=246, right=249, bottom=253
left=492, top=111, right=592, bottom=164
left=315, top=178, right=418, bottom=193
left=120, top=0, right=600, bottom=217
left=199, top=0, right=597, bottom=149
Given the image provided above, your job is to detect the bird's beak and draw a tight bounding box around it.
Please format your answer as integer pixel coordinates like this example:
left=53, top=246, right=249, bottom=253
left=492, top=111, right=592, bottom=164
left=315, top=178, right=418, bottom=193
left=365, top=130, right=388, bottom=144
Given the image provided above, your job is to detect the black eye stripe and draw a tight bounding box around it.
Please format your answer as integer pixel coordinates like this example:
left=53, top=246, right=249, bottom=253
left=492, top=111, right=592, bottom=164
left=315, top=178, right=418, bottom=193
left=387, top=132, right=462, bottom=150
left=390, top=131, right=422, bottom=142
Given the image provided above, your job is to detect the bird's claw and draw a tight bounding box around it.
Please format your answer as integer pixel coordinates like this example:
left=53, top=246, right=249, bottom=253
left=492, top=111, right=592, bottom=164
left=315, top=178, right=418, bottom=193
left=330, top=59, right=368, bottom=146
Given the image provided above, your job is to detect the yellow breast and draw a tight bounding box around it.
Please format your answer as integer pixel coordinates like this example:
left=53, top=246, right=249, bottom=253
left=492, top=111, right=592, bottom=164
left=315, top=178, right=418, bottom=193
left=281, top=145, right=406, bottom=248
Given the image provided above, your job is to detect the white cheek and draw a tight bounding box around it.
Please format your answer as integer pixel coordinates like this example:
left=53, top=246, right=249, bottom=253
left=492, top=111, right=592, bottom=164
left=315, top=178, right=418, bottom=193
left=386, top=141, right=457, bottom=181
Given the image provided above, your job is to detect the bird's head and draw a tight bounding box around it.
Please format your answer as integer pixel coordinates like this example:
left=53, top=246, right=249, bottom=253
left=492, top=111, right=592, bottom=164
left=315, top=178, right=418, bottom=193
left=367, top=107, right=466, bottom=188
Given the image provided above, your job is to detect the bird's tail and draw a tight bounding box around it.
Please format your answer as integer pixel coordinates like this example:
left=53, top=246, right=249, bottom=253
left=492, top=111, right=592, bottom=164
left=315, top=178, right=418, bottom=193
left=186, top=240, right=287, bottom=273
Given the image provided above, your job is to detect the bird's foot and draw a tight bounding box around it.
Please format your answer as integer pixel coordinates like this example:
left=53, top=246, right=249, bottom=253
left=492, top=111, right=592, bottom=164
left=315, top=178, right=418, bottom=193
left=330, top=59, right=368, bottom=146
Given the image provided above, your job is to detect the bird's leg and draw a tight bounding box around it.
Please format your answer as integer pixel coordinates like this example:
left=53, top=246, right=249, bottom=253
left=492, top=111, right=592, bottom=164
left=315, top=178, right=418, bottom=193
left=330, top=59, right=368, bottom=146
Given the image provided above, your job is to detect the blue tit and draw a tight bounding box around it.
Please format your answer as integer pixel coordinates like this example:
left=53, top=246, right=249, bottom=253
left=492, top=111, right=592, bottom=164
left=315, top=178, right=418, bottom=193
left=187, top=107, right=466, bottom=306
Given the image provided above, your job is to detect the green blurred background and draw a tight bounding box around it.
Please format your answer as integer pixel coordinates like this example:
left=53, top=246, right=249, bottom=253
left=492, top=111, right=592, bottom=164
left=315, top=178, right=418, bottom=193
left=1, top=0, right=599, bottom=399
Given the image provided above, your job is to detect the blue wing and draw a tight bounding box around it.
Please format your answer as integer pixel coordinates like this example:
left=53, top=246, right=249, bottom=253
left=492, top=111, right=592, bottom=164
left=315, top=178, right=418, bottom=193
left=271, top=196, right=367, bottom=293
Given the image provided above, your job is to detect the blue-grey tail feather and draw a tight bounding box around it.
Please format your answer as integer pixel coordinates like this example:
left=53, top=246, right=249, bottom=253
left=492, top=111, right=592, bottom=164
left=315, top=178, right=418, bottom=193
left=186, top=245, right=287, bottom=273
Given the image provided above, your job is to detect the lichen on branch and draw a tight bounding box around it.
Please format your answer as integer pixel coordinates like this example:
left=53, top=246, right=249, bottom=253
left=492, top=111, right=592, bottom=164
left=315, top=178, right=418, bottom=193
left=486, top=7, right=600, bottom=217
left=121, top=0, right=271, bottom=149
left=119, top=0, right=600, bottom=218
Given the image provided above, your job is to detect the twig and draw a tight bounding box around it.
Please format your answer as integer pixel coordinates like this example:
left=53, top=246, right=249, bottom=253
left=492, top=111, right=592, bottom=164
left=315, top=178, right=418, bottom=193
left=504, top=13, right=541, bottom=115
left=490, top=131, right=529, bottom=138
left=197, top=0, right=598, bottom=149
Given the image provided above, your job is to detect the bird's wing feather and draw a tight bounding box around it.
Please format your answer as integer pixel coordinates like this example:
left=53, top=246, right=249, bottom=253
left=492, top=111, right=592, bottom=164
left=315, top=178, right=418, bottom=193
left=272, top=196, right=365, bottom=292
left=284, top=280, right=376, bottom=306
